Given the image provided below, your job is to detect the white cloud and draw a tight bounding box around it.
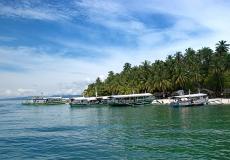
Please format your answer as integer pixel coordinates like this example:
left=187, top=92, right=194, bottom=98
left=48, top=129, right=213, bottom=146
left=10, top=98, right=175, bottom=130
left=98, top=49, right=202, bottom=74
left=17, top=88, right=36, bottom=95
left=0, top=1, right=74, bottom=21
left=72, top=0, right=225, bottom=50
left=0, top=45, right=129, bottom=97
left=76, top=0, right=125, bottom=15
left=2, top=88, right=36, bottom=97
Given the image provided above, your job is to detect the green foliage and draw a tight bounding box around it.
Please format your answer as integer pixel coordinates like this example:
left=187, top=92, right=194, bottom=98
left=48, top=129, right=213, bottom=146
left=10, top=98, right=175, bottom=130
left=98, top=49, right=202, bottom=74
left=224, top=71, right=230, bottom=88
left=84, top=41, right=230, bottom=97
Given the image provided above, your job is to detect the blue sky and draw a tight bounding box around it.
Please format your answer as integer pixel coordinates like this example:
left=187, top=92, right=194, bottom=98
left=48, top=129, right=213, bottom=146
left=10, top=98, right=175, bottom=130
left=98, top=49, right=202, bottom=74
left=0, top=0, right=230, bottom=97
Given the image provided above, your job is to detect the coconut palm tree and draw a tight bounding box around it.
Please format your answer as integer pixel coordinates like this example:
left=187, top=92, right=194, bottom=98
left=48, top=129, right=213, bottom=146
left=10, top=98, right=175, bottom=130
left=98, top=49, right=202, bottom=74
left=84, top=40, right=229, bottom=97
left=216, top=40, right=230, bottom=55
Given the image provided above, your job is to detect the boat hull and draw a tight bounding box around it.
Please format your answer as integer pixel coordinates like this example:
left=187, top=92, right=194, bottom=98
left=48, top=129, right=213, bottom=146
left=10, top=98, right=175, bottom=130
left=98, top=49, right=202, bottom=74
left=69, top=103, right=105, bottom=107
left=171, top=103, right=206, bottom=107
left=108, top=100, right=153, bottom=107
left=170, top=100, right=208, bottom=107
left=69, top=101, right=106, bottom=107
left=22, top=102, right=66, bottom=105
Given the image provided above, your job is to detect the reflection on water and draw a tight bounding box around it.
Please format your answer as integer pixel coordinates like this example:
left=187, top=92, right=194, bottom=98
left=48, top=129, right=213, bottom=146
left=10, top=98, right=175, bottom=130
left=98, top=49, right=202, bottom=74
left=0, top=101, right=230, bottom=159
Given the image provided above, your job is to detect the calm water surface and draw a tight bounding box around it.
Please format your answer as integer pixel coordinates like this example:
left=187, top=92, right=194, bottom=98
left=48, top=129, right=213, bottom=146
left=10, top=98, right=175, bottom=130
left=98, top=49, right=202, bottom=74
left=0, top=100, right=230, bottom=159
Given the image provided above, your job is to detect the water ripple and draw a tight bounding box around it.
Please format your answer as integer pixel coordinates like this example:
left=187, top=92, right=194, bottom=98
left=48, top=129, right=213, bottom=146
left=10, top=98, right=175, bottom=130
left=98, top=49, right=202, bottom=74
left=0, top=101, right=230, bottom=159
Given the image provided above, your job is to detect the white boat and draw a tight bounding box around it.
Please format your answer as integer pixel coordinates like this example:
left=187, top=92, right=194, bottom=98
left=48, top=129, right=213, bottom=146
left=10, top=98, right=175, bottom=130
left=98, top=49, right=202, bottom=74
left=22, top=96, right=66, bottom=105
left=108, top=93, right=154, bottom=106
left=170, top=93, right=208, bottom=107
left=22, top=97, right=47, bottom=105
left=69, top=96, right=108, bottom=107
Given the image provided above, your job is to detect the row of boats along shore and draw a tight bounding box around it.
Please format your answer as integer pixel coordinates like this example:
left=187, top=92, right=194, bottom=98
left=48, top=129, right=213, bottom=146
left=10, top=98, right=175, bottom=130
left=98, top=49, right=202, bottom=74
left=22, top=92, right=216, bottom=107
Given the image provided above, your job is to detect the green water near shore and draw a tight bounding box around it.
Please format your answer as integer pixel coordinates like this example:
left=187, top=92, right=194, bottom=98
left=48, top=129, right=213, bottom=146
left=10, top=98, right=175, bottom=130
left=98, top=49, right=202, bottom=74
left=0, top=101, right=230, bottom=159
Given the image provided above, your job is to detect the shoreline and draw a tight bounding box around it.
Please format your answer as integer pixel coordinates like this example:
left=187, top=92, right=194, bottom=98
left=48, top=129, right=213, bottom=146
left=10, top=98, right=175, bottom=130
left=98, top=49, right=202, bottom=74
left=155, top=98, right=230, bottom=105
left=208, top=98, right=230, bottom=105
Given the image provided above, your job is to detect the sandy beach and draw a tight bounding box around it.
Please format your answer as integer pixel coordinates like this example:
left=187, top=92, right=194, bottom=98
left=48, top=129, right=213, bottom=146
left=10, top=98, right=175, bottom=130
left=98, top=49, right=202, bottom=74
left=154, top=98, right=230, bottom=105
left=208, top=98, right=230, bottom=105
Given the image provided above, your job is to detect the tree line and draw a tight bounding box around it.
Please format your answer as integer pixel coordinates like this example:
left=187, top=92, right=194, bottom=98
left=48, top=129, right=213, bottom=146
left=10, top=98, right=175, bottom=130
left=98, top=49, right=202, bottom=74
left=84, top=40, right=230, bottom=97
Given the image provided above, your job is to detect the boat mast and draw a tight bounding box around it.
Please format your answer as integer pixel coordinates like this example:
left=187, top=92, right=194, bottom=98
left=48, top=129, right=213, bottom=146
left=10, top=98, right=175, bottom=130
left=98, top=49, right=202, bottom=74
left=95, top=87, right=98, bottom=97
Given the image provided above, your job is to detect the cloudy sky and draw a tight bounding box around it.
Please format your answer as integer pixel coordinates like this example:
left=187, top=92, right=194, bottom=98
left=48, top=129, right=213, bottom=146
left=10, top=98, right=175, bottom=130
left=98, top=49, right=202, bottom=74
left=0, top=0, right=230, bottom=97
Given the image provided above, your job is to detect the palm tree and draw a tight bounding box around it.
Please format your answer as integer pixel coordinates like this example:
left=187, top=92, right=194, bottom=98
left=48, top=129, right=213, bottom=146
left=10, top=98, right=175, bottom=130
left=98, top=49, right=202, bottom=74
left=151, top=60, right=172, bottom=93
left=211, top=40, right=230, bottom=95
left=84, top=40, right=229, bottom=97
left=123, top=63, right=132, bottom=72
left=173, top=71, right=189, bottom=90
left=216, top=40, right=230, bottom=55
left=184, top=48, right=202, bottom=89
left=139, top=60, right=151, bottom=92
left=171, top=52, right=189, bottom=90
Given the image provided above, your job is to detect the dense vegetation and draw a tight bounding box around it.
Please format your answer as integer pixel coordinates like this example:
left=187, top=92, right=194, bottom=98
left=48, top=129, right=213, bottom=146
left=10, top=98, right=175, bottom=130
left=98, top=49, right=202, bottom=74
left=84, top=40, right=230, bottom=97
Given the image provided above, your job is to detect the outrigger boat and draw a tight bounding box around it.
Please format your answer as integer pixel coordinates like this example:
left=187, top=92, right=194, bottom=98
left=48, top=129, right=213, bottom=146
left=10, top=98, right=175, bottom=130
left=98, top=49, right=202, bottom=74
left=170, top=93, right=208, bottom=107
left=108, top=93, right=154, bottom=106
left=22, top=96, right=66, bottom=105
left=69, top=96, right=109, bottom=107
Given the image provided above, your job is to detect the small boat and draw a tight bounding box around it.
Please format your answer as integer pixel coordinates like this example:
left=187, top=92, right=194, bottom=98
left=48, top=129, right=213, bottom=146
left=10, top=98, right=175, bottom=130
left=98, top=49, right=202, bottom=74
left=45, top=97, right=67, bottom=105
left=22, top=96, right=66, bottom=105
left=22, top=96, right=47, bottom=105
left=69, top=96, right=109, bottom=107
left=108, top=93, right=154, bottom=106
left=170, top=93, right=208, bottom=107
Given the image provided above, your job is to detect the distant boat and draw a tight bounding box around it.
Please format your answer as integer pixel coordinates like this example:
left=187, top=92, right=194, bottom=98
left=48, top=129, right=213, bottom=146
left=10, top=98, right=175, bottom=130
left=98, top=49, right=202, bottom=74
left=108, top=93, right=154, bottom=106
left=69, top=96, right=109, bottom=107
left=22, top=96, right=66, bottom=105
left=170, top=93, right=208, bottom=107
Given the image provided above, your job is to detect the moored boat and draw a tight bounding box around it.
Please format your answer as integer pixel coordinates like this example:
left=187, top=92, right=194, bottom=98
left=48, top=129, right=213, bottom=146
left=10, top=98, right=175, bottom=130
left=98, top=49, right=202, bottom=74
left=22, top=96, right=66, bottom=105
left=46, top=97, right=67, bottom=105
left=69, top=96, right=109, bottom=107
left=108, top=93, right=154, bottom=106
left=170, top=93, right=208, bottom=107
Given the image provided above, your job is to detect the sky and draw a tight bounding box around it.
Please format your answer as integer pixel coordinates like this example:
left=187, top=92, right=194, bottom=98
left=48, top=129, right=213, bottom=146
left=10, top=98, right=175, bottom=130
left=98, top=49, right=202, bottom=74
left=0, top=0, right=230, bottom=97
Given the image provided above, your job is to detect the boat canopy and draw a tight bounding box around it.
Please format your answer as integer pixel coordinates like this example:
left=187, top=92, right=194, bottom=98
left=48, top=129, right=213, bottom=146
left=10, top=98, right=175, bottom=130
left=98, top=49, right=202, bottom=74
left=31, top=96, right=47, bottom=100
left=99, top=96, right=109, bottom=100
left=109, top=93, right=152, bottom=99
left=47, top=97, right=62, bottom=99
left=173, top=93, right=207, bottom=98
left=87, top=97, right=98, bottom=101
left=72, top=97, right=88, bottom=100
left=72, top=97, right=98, bottom=101
left=62, top=98, right=69, bottom=100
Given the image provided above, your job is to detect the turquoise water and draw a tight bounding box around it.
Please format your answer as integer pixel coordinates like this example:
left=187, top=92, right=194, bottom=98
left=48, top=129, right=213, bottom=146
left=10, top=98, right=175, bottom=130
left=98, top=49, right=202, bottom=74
left=0, top=101, right=230, bottom=159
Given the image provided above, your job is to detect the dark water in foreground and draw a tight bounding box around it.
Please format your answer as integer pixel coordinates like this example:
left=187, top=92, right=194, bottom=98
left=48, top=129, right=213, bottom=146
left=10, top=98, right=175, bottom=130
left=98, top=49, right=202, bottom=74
left=0, top=101, right=230, bottom=160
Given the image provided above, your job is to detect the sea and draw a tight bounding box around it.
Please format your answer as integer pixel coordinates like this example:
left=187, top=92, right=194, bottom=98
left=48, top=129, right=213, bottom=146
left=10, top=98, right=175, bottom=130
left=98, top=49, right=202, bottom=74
left=0, top=100, right=230, bottom=159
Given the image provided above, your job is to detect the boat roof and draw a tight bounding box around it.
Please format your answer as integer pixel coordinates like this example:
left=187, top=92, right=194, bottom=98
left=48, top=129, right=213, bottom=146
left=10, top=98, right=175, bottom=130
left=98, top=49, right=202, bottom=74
left=72, top=97, right=88, bottom=100
left=31, top=96, right=62, bottom=100
left=173, top=93, right=207, bottom=98
left=62, top=98, right=69, bottom=100
left=87, top=97, right=98, bottom=101
left=97, top=96, right=109, bottom=99
left=47, top=96, right=62, bottom=99
left=72, top=97, right=97, bottom=101
left=109, top=93, right=152, bottom=98
left=31, top=96, right=47, bottom=100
